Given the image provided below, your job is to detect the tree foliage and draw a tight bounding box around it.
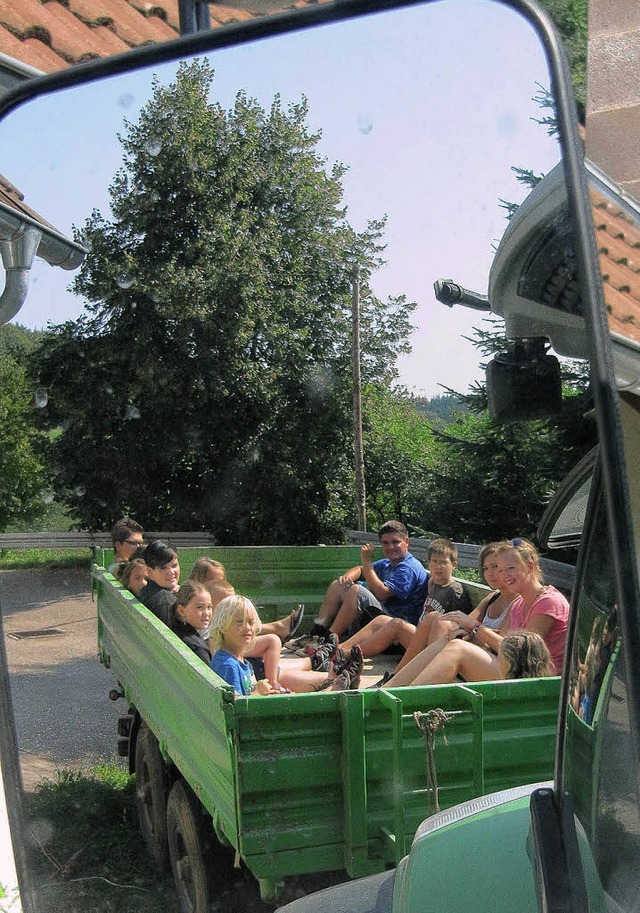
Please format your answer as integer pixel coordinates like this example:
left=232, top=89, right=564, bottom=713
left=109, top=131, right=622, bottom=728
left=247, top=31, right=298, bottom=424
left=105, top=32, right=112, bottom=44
left=0, top=350, right=49, bottom=531
left=31, top=60, right=415, bottom=542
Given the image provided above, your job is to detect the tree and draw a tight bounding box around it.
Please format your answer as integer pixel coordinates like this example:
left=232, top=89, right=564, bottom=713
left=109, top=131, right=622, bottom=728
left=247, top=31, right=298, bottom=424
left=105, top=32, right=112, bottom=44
left=31, top=60, right=415, bottom=542
left=0, top=352, right=49, bottom=531
left=425, top=316, right=596, bottom=543
left=362, top=386, right=436, bottom=532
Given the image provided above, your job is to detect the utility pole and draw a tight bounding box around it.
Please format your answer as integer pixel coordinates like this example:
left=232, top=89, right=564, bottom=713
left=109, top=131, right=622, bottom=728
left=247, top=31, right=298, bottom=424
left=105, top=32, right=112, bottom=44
left=352, top=265, right=367, bottom=531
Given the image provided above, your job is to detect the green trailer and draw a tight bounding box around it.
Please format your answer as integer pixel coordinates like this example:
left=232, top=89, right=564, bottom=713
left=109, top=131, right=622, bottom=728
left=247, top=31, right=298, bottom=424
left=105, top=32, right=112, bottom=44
left=93, top=547, right=560, bottom=907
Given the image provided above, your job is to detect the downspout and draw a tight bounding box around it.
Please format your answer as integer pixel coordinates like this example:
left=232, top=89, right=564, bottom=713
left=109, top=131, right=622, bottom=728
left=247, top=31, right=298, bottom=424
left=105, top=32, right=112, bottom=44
left=0, top=225, right=42, bottom=325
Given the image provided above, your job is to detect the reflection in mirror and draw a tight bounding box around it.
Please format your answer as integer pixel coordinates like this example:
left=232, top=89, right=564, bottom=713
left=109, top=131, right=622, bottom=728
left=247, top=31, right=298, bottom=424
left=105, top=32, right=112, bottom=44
left=0, top=0, right=566, bottom=907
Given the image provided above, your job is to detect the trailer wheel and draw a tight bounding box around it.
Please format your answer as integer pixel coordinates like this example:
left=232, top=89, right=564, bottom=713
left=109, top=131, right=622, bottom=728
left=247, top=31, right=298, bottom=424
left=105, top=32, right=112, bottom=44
left=135, top=722, right=169, bottom=869
left=166, top=781, right=210, bottom=913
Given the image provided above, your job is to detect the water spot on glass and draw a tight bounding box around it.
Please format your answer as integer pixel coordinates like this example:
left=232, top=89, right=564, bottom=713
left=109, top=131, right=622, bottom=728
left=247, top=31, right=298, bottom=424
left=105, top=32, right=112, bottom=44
left=34, top=388, right=48, bottom=408
left=116, top=274, right=135, bottom=289
left=77, top=347, right=85, bottom=358
left=118, top=93, right=134, bottom=109
left=357, top=113, right=373, bottom=135
left=105, top=385, right=113, bottom=395
left=145, top=137, right=162, bottom=157
left=130, top=302, right=137, bottom=311
left=41, top=491, right=54, bottom=504
left=125, top=404, right=141, bottom=421
left=74, top=485, right=87, bottom=498
left=150, top=191, right=161, bottom=203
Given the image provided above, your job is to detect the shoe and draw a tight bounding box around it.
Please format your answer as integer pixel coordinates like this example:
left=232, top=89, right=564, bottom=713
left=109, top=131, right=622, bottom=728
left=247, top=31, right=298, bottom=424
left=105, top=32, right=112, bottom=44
left=309, top=633, right=339, bottom=668
left=338, top=645, right=364, bottom=689
left=329, top=671, right=350, bottom=691
left=286, top=604, right=305, bottom=641
left=282, top=632, right=323, bottom=655
left=366, top=670, right=393, bottom=689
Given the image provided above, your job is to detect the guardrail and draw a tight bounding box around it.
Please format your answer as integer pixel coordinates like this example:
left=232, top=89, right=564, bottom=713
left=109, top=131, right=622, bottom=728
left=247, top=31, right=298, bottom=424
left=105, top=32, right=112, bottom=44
left=0, top=531, right=216, bottom=551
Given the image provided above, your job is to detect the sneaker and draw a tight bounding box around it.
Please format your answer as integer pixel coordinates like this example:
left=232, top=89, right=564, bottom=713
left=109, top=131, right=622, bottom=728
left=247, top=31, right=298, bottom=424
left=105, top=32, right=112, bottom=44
left=329, top=670, right=351, bottom=691
left=309, top=633, right=339, bottom=670
left=282, top=633, right=324, bottom=656
left=337, top=645, right=364, bottom=689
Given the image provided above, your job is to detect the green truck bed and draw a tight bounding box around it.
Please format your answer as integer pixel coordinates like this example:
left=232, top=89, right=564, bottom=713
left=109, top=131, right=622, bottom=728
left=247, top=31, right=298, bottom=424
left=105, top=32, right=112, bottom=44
left=93, top=549, right=560, bottom=898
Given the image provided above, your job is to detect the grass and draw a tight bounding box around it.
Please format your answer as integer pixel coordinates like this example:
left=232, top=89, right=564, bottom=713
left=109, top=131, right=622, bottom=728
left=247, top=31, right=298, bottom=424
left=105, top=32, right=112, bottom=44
left=26, top=765, right=182, bottom=913
left=0, top=549, right=93, bottom=570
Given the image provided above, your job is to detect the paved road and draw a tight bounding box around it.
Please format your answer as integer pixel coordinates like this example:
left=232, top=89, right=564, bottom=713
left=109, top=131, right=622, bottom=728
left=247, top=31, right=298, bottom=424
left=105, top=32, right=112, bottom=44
left=2, top=567, right=122, bottom=790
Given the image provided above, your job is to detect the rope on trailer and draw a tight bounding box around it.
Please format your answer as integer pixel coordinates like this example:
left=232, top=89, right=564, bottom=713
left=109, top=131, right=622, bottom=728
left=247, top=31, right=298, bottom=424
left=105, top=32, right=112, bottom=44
left=414, top=709, right=454, bottom=814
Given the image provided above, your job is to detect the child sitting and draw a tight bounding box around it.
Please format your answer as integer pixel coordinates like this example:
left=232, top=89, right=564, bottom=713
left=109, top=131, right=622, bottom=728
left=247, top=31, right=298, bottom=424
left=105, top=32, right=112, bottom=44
left=209, top=595, right=362, bottom=695
left=170, top=582, right=213, bottom=664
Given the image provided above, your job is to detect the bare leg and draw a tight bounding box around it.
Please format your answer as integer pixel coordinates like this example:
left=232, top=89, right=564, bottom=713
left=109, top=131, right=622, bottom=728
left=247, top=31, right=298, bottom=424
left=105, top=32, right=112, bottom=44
left=316, top=579, right=349, bottom=627
left=341, top=616, right=416, bottom=658
left=278, top=667, right=334, bottom=693
left=410, top=640, right=501, bottom=686
left=261, top=609, right=300, bottom=641
left=245, top=633, right=281, bottom=682
left=386, top=636, right=453, bottom=687
left=327, top=585, right=364, bottom=636
left=394, top=613, right=439, bottom=673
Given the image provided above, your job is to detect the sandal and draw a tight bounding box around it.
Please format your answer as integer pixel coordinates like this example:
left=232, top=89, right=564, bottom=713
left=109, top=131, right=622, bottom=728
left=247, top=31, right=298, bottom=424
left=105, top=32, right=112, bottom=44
left=279, top=604, right=305, bottom=643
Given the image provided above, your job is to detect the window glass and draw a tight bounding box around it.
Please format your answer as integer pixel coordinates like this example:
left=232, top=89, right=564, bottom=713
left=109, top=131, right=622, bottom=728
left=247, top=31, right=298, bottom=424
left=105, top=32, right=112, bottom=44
left=565, top=491, right=640, bottom=911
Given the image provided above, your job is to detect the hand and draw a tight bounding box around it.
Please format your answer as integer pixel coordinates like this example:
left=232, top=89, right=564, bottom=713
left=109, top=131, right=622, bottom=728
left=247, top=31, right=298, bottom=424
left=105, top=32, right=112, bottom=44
left=339, top=574, right=354, bottom=589
left=361, top=543, right=375, bottom=566
left=445, top=611, right=475, bottom=631
left=447, top=625, right=468, bottom=641
left=254, top=679, right=277, bottom=696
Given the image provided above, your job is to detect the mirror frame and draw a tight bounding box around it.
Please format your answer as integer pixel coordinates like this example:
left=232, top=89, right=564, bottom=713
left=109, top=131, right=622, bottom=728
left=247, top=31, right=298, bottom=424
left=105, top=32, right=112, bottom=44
left=2, top=1, right=639, bottom=909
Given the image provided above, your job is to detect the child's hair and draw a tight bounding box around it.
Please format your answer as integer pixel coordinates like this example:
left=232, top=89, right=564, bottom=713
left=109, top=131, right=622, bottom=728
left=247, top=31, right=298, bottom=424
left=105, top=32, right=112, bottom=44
left=171, top=581, right=209, bottom=624
left=209, top=595, right=260, bottom=652
left=189, top=557, right=226, bottom=584
left=143, top=539, right=178, bottom=569
left=115, top=557, right=146, bottom=590
left=478, top=542, right=500, bottom=584
left=428, top=538, right=457, bottom=563
left=494, top=538, right=543, bottom=582
left=499, top=632, right=554, bottom=679
left=207, top=579, right=235, bottom=607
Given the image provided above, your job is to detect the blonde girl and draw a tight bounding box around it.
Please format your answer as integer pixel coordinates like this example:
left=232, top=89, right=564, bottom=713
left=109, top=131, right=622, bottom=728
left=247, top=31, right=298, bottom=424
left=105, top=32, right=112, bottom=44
left=209, top=596, right=359, bottom=695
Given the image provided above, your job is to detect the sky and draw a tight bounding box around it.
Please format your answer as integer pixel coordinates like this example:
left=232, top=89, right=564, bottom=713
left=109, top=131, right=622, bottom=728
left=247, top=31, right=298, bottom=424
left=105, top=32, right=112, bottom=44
left=1, top=0, right=560, bottom=397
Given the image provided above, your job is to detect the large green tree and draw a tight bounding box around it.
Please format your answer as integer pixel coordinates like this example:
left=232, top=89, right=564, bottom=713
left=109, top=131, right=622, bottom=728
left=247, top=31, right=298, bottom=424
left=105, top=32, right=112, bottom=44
left=32, top=60, right=415, bottom=543
left=0, top=345, right=49, bottom=531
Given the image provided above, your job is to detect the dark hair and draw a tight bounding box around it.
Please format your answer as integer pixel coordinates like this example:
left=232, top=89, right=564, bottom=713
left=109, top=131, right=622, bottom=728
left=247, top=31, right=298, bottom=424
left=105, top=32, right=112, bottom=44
left=478, top=542, right=500, bottom=584
left=171, top=581, right=208, bottom=624
left=115, top=557, right=147, bottom=590
left=143, top=539, right=178, bottom=569
left=378, top=520, right=408, bottom=539
left=110, top=517, right=144, bottom=547
left=427, top=538, right=457, bottom=562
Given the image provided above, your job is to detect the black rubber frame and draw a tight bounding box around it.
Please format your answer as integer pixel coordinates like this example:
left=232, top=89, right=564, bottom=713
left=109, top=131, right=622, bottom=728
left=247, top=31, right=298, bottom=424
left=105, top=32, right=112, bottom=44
left=1, top=1, right=638, bottom=910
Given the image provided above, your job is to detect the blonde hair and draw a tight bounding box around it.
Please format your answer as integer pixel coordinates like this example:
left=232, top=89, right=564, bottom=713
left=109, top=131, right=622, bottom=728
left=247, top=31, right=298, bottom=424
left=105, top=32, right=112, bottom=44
left=207, top=580, right=235, bottom=608
left=189, top=557, right=226, bottom=584
left=494, top=538, right=543, bottom=583
left=499, top=632, right=554, bottom=679
left=209, top=595, right=261, bottom=652
left=172, top=581, right=210, bottom=624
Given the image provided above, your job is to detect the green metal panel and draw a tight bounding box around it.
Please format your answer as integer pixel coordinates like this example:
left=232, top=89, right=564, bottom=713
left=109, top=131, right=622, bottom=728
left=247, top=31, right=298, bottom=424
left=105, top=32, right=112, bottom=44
left=94, top=557, right=559, bottom=893
left=94, top=567, right=239, bottom=846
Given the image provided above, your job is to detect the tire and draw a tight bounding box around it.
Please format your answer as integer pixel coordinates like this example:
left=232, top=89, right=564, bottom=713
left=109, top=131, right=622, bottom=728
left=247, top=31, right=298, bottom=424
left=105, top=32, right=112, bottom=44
left=134, top=722, right=169, bottom=869
left=166, top=780, right=211, bottom=913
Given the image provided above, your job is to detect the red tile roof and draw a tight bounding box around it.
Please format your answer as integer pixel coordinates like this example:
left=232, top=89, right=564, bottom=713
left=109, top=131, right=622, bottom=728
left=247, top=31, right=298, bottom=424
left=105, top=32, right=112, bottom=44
left=591, top=186, right=640, bottom=346
left=0, top=0, right=257, bottom=73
